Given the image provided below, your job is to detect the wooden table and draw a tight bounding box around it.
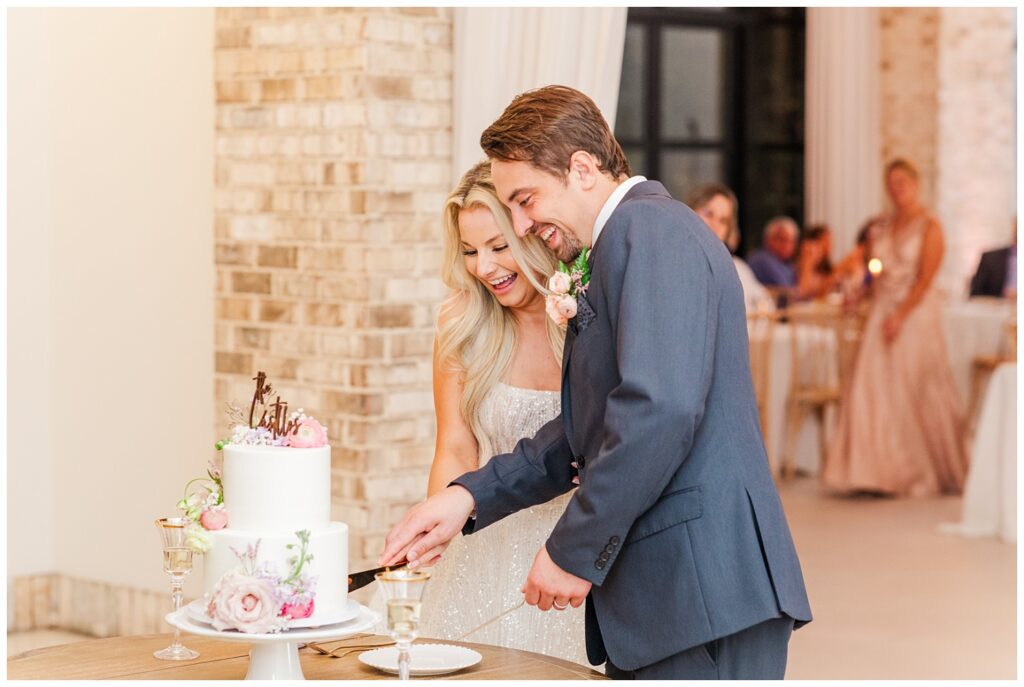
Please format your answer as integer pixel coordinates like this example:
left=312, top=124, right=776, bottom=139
left=7, top=633, right=607, bottom=680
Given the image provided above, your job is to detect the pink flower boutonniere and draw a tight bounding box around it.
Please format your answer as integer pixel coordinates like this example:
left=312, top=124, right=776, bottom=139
left=545, top=248, right=590, bottom=327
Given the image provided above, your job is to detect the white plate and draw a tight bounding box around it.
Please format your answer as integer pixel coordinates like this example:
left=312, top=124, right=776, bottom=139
left=185, top=597, right=360, bottom=630
left=358, top=643, right=482, bottom=676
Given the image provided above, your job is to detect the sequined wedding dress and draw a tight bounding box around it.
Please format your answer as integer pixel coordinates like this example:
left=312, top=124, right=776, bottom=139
left=416, top=381, right=589, bottom=667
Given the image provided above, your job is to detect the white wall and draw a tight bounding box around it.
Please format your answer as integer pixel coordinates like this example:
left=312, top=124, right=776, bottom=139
left=8, top=8, right=215, bottom=595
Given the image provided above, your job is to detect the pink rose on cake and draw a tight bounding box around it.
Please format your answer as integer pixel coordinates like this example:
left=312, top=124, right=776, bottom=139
left=288, top=417, right=328, bottom=449
left=199, top=505, right=228, bottom=531
left=281, top=598, right=315, bottom=620
left=208, top=570, right=284, bottom=634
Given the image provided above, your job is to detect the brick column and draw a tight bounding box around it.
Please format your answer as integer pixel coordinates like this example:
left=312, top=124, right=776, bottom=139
left=214, top=7, right=452, bottom=569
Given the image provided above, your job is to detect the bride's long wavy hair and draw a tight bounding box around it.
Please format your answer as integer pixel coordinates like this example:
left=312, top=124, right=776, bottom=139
left=436, top=161, right=565, bottom=460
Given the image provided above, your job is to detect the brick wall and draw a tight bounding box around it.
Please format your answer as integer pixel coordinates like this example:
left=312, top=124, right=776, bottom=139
left=879, top=7, right=940, bottom=208
left=213, top=7, right=453, bottom=570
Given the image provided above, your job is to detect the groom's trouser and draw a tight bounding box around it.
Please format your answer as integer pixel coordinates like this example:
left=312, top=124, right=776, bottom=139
left=604, top=616, right=794, bottom=680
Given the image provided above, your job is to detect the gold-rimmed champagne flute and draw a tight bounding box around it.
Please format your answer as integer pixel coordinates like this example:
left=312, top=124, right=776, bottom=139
left=154, top=517, right=199, bottom=660
left=375, top=569, right=430, bottom=680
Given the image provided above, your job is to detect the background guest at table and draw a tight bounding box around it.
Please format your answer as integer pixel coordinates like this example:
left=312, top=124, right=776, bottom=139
left=830, top=217, right=881, bottom=304
left=823, top=158, right=969, bottom=497
left=969, top=219, right=1017, bottom=298
left=748, top=215, right=799, bottom=301
left=686, top=182, right=773, bottom=312
left=796, top=223, right=835, bottom=300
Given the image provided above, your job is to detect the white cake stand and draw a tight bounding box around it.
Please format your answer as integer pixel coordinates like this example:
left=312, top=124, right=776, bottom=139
left=166, top=604, right=381, bottom=680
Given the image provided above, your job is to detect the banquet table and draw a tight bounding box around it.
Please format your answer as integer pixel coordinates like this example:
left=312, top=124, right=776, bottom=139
left=6, top=633, right=608, bottom=680
left=941, top=362, right=1017, bottom=543
left=750, top=319, right=836, bottom=477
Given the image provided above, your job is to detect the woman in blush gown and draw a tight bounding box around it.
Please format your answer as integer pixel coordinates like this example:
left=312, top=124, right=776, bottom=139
left=395, top=161, right=589, bottom=666
left=822, top=159, right=969, bottom=497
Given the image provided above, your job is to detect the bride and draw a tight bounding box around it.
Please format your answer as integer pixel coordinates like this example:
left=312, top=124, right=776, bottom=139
left=411, top=161, right=588, bottom=666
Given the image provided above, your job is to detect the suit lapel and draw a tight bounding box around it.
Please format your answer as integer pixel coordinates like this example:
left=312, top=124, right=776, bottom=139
left=560, top=327, right=578, bottom=457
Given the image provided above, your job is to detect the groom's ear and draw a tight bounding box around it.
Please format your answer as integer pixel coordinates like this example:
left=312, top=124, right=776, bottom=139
left=568, top=150, right=601, bottom=192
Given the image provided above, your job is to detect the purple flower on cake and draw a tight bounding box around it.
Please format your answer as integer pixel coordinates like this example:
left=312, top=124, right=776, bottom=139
left=288, top=417, right=328, bottom=449
left=208, top=569, right=285, bottom=634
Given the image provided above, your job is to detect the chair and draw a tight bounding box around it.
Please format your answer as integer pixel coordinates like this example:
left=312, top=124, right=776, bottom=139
left=966, top=320, right=1017, bottom=435
left=780, top=303, right=866, bottom=479
left=746, top=309, right=779, bottom=471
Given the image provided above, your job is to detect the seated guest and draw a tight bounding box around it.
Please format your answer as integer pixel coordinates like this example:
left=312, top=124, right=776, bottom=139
left=970, top=221, right=1016, bottom=298
left=686, top=183, right=774, bottom=312
left=831, top=217, right=880, bottom=301
left=748, top=216, right=799, bottom=291
left=796, top=223, right=835, bottom=300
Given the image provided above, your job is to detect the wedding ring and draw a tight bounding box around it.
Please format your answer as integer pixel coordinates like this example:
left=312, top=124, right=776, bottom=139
left=552, top=601, right=568, bottom=610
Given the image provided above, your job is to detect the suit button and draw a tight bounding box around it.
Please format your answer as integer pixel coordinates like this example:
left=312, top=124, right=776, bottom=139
left=610, top=536, right=620, bottom=546
left=595, top=560, right=605, bottom=570
left=599, top=551, right=611, bottom=561
left=604, top=544, right=615, bottom=554
left=576, top=455, right=586, bottom=469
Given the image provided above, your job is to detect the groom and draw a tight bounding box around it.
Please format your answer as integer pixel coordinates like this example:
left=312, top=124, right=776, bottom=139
left=380, top=85, right=812, bottom=679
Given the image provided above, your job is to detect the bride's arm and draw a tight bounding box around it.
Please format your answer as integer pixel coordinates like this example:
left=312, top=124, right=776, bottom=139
left=426, top=303, right=480, bottom=498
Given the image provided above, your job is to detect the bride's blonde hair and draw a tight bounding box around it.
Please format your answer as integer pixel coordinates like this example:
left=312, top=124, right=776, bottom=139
left=436, top=161, right=565, bottom=459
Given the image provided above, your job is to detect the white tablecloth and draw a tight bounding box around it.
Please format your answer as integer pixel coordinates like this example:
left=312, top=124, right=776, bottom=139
left=753, top=322, right=836, bottom=476
left=942, top=298, right=1015, bottom=404
left=940, top=362, right=1016, bottom=542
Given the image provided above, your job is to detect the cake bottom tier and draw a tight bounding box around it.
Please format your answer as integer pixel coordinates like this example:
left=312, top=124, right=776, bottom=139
left=203, top=522, right=349, bottom=621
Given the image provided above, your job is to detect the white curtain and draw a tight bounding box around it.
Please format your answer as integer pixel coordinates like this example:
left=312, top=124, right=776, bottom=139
left=805, top=8, right=883, bottom=257
left=452, top=8, right=628, bottom=183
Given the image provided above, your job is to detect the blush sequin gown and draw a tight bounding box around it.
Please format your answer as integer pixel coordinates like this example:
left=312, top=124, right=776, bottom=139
left=822, top=214, right=970, bottom=496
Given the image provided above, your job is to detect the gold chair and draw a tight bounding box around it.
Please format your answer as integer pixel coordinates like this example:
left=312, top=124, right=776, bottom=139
left=966, top=320, right=1017, bottom=434
left=780, top=303, right=866, bottom=479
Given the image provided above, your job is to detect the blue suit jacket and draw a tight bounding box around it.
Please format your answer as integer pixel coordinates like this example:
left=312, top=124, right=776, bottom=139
left=454, top=181, right=812, bottom=670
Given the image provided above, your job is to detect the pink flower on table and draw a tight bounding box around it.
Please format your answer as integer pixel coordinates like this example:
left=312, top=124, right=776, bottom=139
left=208, top=570, right=283, bottom=634
left=199, top=505, right=228, bottom=531
left=280, top=598, right=315, bottom=620
left=288, top=417, right=328, bottom=448
left=548, top=271, right=572, bottom=295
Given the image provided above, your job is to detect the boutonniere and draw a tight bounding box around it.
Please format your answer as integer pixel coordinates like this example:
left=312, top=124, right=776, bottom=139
left=545, top=248, right=590, bottom=326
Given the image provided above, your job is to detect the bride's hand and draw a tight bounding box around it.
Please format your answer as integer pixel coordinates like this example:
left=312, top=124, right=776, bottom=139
left=378, top=485, right=475, bottom=568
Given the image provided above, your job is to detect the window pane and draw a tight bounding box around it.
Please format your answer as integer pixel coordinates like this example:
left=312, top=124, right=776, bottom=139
left=660, top=28, right=724, bottom=141
left=623, top=147, right=647, bottom=177
left=744, top=24, right=805, bottom=145
left=615, top=24, right=646, bottom=141
left=661, top=149, right=723, bottom=202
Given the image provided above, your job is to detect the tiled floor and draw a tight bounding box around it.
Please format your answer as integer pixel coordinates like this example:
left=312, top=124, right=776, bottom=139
left=781, top=477, right=1016, bottom=680
left=7, top=477, right=1016, bottom=679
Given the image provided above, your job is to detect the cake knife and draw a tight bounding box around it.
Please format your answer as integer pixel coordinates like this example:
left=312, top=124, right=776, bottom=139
left=347, top=562, right=407, bottom=592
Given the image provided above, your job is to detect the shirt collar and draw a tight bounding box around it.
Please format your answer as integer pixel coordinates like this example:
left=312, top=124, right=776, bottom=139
left=591, top=176, right=647, bottom=249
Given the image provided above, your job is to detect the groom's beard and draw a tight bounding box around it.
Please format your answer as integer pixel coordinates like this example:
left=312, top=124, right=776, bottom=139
left=555, top=229, right=585, bottom=263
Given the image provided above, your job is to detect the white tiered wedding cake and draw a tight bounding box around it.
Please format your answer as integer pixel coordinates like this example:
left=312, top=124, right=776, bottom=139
left=202, top=444, right=349, bottom=624
left=175, top=372, right=349, bottom=633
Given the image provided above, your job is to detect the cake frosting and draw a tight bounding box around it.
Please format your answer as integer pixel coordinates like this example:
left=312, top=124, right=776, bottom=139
left=202, top=444, right=349, bottom=624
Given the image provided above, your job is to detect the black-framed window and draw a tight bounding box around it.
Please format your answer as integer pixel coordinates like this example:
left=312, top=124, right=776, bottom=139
left=615, top=7, right=805, bottom=255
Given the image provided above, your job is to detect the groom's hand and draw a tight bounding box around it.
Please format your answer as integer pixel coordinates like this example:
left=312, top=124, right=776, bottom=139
left=378, top=485, right=476, bottom=569
left=521, top=546, right=591, bottom=611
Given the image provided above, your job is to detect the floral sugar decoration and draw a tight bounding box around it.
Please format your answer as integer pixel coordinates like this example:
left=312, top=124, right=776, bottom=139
left=545, top=248, right=590, bottom=327
left=215, top=372, right=329, bottom=450
left=177, top=461, right=226, bottom=553
left=206, top=531, right=319, bottom=633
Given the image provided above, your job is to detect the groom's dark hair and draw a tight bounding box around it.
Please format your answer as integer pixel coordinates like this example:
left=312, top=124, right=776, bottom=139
left=480, top=85, right=632, bottom=182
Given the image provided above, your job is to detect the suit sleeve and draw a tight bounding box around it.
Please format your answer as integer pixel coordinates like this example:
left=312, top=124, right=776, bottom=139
left=450, top=412, right=575, bottom=533
left=545, top=213, right=719, bottom=586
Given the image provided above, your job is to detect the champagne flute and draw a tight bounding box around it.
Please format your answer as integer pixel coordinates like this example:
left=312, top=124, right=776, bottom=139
left=154, top=517, right=199, bottom=660
left=375, top=569, right=430, bottom=680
